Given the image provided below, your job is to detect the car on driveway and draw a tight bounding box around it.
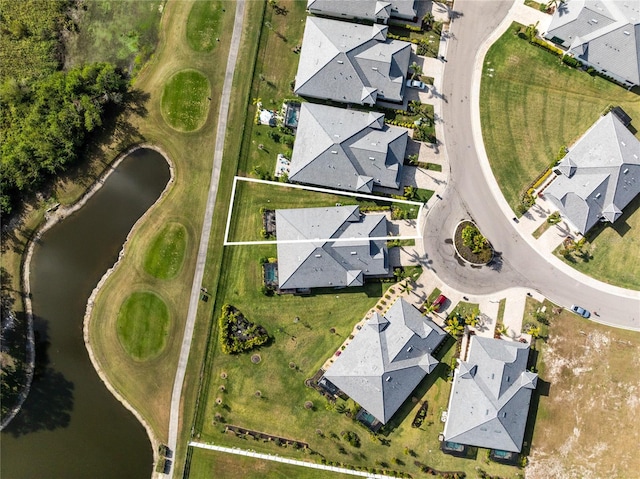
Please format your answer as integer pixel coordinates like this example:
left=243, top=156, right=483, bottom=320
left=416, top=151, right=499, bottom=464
left=570, top=305, right=591, bottom=318
left=432, top=294, right=448, bottom=312
left=406, top=79, right=426, bottom=90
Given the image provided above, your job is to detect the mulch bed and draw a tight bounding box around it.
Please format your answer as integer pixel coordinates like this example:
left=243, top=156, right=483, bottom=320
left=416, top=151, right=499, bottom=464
left=453, top=220, right=493, bottom=264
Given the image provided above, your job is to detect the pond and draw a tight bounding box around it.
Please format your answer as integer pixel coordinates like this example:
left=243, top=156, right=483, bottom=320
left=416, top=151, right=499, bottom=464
left=1, top=148, right=170, bottom=478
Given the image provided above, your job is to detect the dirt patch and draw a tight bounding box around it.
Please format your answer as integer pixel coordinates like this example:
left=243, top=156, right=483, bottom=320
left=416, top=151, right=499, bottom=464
left=527, top=313, right=640, bottom=478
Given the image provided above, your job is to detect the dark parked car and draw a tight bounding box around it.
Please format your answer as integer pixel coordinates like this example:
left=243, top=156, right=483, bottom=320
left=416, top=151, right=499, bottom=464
left=570, top=305, right=591, bottom=318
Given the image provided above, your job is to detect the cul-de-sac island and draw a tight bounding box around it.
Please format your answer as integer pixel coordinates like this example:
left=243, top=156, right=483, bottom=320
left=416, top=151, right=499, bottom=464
left=1, top=0, right=639, bottom=478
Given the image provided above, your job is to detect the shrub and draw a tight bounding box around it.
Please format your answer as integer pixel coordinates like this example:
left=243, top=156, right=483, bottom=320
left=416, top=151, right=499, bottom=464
left=562, top=55, right=582, bottom=68
left=218, top=304, right=270, bottom=354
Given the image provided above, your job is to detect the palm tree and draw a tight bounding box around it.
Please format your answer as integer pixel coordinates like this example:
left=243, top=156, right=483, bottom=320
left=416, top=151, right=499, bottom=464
left=445, top=317, right=464, bottom=336
left=399, top=280, right=413, bottom=295
left=409, top=62, right=422, bottom=80
left=422, top=12, right=435, bottom=31
left=526, top=324, right=541, bottom=338
left=496, top=324, right=508, bottom=336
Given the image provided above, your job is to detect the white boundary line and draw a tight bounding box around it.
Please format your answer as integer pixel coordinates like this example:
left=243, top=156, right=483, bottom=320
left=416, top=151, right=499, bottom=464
left=189, top=441, right=401, bottom=479
left=223, top=176, right=425, bottom=246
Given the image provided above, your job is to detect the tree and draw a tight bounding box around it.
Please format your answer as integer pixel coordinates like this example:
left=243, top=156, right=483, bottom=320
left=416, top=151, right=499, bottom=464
left=464, top=308, right=480, bottom=327
left=496, top=324, right=508, bottom=336
left=526, top=324, right=541, bottom=338
left=547, top=211, right=561, bottom=224
left=423, top=302, right=438, bottom=317
left=422, top=12, right=435, bottom=31
left=525, top=21, right=539, bottom=41
left=404, top=185, right=418, bottom=200
left=1, top=62, right=128, bottom=214
left=445, top=317, right=464, bottom=336
left=409, top=62, right=422, bottom=80
left=399, top=280, right=413, bottom=295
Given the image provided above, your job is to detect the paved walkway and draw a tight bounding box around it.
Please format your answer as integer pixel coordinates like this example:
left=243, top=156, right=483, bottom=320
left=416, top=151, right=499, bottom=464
left=189, top=441, right=402, bottom=479
left=165, top=1, right=246, bottom=477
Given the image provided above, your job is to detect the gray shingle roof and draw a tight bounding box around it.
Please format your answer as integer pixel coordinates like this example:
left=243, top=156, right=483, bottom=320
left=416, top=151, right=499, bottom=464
left=443, top=337, right=537, bottom=453
left=307, top=0, right=417, bottom=22
left=289, top=103, right=408, bottom=193
left=545, top=111, right=640, bottom=233
left=294, top=17, right=412, bottom=105
left=544, top=0, right=640, bottom=85
left=323, top=299, right=446, bottom=424
left=276, top=205, right=389, bottom=289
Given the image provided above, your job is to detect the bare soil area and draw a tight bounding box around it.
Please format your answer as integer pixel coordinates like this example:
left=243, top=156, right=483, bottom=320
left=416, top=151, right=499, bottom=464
left=527, top=313, right=640, bottom=478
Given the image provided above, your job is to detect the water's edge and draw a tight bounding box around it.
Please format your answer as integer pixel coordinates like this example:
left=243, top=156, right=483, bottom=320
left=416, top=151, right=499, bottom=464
left=16, top=144, right=175, bottom=477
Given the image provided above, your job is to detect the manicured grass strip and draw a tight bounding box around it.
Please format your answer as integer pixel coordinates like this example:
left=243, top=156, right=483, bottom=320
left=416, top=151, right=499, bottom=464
left=186, top=0, right=226, bottom=52
left=480, top=23, right=640, bottom=213
left=161, top=69, right=211, bottom=132
left=496, top=298, right=506, bottom=324
left=532, top=220, right=552, bottom=239
left=188, top=447, right=356, bottom=479
left=427, top=287, right=441, bottom=305
left=426, top=162, right=442, bottom=172
left=143, top=222, right=187, bottom=279
left=117, top=291, right=170, bottom=361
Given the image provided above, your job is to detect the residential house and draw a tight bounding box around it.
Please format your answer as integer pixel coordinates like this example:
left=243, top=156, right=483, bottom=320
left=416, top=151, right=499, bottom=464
left=294, top=16, right=412, bottom=106
left=322, top=298, right=446, bottom=425
left=544, top=0, right=640, bottom=87
left=289, top=103, right=408, bottom=193
left=545, top=111, right=640, bottom=234
left=443, top=336, right=538, bottom=453
left=307, top=0, right=417, bottom=23
left=276, top=205, right=390, bottom=290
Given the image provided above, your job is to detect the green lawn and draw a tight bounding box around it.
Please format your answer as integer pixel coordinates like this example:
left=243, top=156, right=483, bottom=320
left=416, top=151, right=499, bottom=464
left=553, top=194, right=640, bottom=290
left=116, top=291, right=170, bottom=361
left=143, top=222, right=188, bottom=279
left=187, top=447, right=357, bottom=479
left=237, top=0, right=308, bottom=178
left=186, top=0, right=226, bottom=52
left=480, top=23, right=640, bottom=213
left=161, top=69, right=212, bottom=131
left=226, top=180, right=414, bottom=243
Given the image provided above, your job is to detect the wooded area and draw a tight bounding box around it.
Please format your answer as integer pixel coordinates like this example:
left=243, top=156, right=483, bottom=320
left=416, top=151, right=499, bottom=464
left=0, top=0, right=128, bottom=215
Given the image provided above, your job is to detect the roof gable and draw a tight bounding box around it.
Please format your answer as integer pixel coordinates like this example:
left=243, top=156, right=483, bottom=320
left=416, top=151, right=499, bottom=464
left=276, top=206, right=389, bottom=289
left=443, top=337, right=537, bottom=452
left=545, top=112, right=640, bottom=233
left=324, top=299, right=445, bottom=424
left=289, top=103, right=407, bottom=192
left=545, top=0, right=640, bottom=84
left=294, top=17, right=411, bottom=105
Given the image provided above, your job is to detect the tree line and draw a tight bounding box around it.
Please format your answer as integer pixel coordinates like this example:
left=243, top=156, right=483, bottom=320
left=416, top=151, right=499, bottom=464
left=0, top=0, right=129, bottom=216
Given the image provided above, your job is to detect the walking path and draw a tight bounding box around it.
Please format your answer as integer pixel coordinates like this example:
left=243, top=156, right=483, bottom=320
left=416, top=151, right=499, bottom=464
left=165, top=1, right=246, bottom=476
left=189, top=441, right=403, bottom=479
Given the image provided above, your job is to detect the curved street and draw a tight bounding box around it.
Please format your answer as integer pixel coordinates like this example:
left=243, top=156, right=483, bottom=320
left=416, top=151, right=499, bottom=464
left=421, top=0, right=640, bottom=330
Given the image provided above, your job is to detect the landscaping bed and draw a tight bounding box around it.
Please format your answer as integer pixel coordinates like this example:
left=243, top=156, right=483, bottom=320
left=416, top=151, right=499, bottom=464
left=218, top=304, right=270, bottom=354
left=453, top=221, right=493, bottom=264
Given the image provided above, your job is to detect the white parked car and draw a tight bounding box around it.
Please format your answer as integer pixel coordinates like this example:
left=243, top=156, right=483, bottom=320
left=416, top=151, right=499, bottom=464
left=406, top=79, right=427, bottom=90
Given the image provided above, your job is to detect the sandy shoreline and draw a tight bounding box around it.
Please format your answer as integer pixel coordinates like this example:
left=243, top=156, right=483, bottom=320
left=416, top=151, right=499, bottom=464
left=13, top=143, right=175, bottom=477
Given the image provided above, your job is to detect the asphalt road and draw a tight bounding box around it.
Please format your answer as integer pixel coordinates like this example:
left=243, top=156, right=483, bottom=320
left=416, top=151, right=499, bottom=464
left=422, top=0, right=640, bottom=330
